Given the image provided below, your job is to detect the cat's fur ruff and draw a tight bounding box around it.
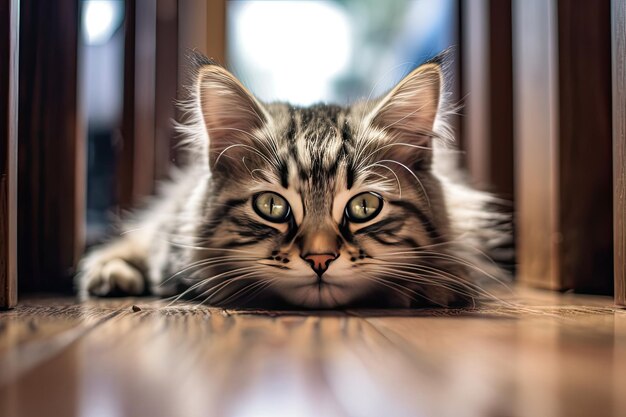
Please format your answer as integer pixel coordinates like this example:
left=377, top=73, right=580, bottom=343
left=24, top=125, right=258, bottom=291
left=77, top=53, right=512, bottom=309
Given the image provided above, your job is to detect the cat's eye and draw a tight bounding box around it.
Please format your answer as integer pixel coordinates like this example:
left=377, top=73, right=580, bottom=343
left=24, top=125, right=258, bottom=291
left=253, top=192, right=291, bottom=223
left=345, top=192, right=383, bottom=223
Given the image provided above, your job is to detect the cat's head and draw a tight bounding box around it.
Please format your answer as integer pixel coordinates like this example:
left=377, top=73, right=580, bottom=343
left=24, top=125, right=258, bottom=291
left=187, top=54, right=469, bottom=308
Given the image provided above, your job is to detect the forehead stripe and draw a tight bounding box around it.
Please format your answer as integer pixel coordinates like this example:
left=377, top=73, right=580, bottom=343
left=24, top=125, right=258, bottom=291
left=279, top=160, right=289, bottom=188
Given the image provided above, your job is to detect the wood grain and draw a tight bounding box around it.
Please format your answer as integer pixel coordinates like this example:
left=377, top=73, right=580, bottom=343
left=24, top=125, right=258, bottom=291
left=0, top=290, right=625, bottom=417
left=0, top=0, right=18, bottom=308
left=613, top=0, right=626, bottom=306
left=514, top=0, right=613, bottom=293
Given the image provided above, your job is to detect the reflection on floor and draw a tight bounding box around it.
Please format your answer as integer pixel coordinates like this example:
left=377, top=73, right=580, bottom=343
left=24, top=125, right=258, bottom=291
left=0, top=288, right=625, bottom=417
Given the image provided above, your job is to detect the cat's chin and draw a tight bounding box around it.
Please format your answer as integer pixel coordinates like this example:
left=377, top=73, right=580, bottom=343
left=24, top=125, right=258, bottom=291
left=272, top=279, right=368, bottom=309
left=285, top=285, right=352, bottom=309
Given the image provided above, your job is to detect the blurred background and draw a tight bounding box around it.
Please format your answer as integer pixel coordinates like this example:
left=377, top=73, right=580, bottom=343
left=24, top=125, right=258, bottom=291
left=1, top=0, right=622, bottom=305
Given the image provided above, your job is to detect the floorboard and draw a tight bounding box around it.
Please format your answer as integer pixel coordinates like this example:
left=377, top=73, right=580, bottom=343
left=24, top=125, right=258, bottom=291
left=0, top=289, right=625, bottom=417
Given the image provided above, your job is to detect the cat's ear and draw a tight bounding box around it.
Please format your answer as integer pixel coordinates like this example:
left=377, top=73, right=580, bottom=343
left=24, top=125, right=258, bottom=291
left=367, top=61, right=442, bottom=168
left=196, top=63, right=270, bottom=172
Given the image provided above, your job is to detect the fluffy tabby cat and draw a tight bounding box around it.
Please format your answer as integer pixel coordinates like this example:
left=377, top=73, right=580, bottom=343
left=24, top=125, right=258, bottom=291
left=77, top=53, right=511, bottom=309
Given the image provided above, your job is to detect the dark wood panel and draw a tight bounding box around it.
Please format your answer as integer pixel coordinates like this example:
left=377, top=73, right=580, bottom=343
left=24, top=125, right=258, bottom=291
left=613, top=0, right=626, bottom=306
left=461, top=0, right=514, bottom=199
left=155, top=0, right=178, bottom=177
left=557, top=0, right=613, bottom=294
left=117, top=0, right=136, bottom=210
left=133, top=0, right=157, bottom=200
left=17, top=0, right=83, bottom=293
left=0, top=0, right=18, bottom=308
left=514, top=0, right=613, bottom=294
left=487, top=0, right=514, bottom=199
left=118, top=0, right=160, bottom=210
left=118, top=0, right=214, bottom=208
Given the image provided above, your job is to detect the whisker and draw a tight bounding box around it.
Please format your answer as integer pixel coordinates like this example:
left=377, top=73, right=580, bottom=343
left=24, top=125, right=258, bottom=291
left=216, top=277, right=278, bottom=306
left=376, top=159, right=431, bottom=207
left=161, top=256, right=258, bottom=285
left=162, top=266, right=260, bottom=306
left=360, top=272, right=449, bottom=307
left=366, top=264, right=515, bottom=307
left=198, top=271, right=263, bottom=305
left=376, top=252, right=510, bottom=288
left=372, top=268, right=482, bottom=303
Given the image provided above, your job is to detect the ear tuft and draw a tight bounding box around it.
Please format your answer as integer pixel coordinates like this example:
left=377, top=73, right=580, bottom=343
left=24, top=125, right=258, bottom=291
left=187, top=50, right=219, bottom=69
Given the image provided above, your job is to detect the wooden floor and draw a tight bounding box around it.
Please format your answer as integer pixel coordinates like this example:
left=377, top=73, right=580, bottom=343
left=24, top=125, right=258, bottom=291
left=0, top=289, right=625, bottom=417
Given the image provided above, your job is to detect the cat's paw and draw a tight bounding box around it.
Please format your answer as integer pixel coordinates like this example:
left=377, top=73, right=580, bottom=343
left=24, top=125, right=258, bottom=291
left=78, top=256, right=145, bottom=299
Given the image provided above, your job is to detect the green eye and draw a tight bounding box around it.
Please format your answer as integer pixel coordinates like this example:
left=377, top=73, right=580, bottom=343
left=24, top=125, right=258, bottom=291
left=253, top=192, right=291, bottom=223
left=345, top=192, right=383, bottom=223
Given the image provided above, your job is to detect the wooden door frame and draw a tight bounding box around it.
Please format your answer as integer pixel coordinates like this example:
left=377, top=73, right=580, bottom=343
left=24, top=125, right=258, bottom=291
left=0, top=0, right=18, bottom=308
left=118, top=0, right=225, bottom=210
left=118, top=0, right=183, bottom=210
left=118, top=0, right=158, bottom=209
left=460, top=0, right=514, bottom=199
left=514, top=0, right=613, bottom=294
left=17, top=0, right=83, bottom=294
left=613, top=0, right=626, bottom=306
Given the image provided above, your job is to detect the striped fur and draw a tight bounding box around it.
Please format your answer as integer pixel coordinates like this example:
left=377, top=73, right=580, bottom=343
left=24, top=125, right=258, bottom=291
left=77, top=53, right=512, bottom=309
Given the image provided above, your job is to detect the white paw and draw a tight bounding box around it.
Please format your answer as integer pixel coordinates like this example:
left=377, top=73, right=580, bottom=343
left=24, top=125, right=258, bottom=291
left=78, top=257, right=145, bottom=299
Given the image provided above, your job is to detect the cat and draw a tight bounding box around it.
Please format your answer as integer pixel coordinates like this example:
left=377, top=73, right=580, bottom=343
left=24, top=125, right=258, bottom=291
left=77, top=52, right=512, bottom=309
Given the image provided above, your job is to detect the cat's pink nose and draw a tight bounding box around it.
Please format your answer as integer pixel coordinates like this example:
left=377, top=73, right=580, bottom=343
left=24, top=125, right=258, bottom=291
left=303, top=253, right=338, bottom=277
